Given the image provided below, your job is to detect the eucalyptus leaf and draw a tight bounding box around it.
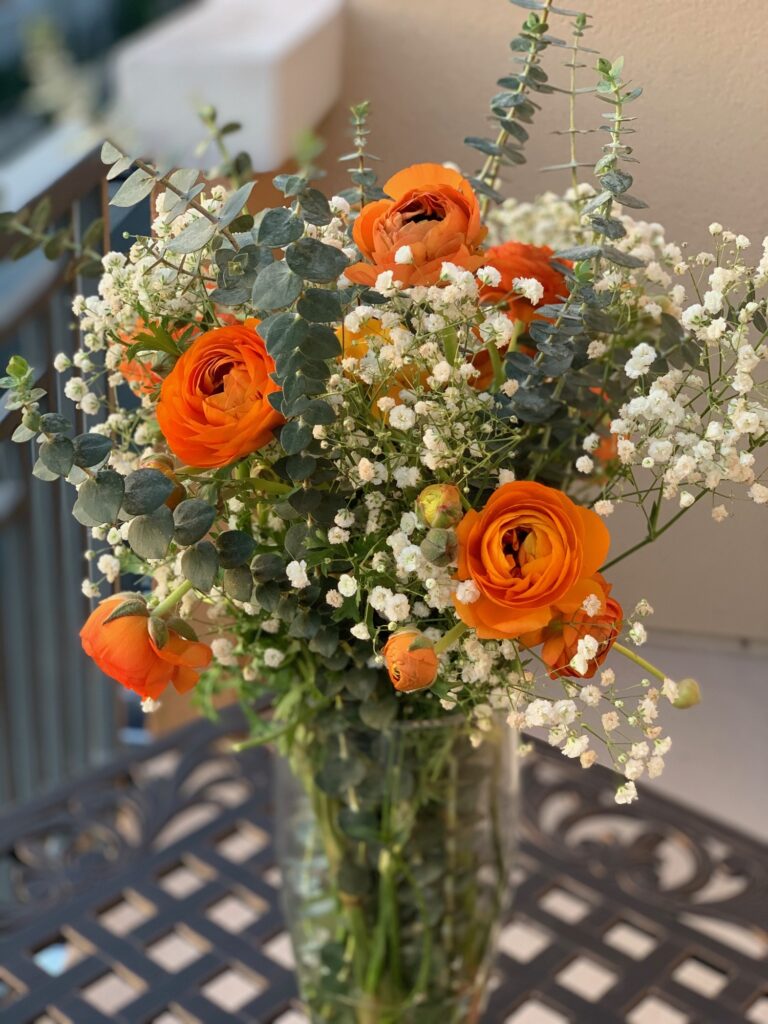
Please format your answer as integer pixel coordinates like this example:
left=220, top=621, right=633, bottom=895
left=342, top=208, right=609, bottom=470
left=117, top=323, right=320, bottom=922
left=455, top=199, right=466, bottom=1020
left=218, top=182, right=255, bottom=227
left=173, top=498, right=216, bottom=545
left=285, top=237, right=349, bottom=283
left=222, top=566, right=253, bottom=602
left=111, top=169, right=155, bottom=208
left=297, top=288, right=343, bottom=323
left=252, top=261, right=303, bottom=309
left=181, top=540, right=219, bottom=592
left=73, top=434, right=112, bottom=468
left=257, top=207, right=304, bottom=247
left=72, top=470, right=125, bottom=527
left=280, top=419, right=313, bottom=455
left=39, top=434, right=75, bottom=477
left=251, top=552, right=286, bottom=582
left=166, top=217, right=217, bottom=254
left=299, top=188, right=332, bottom=226
left=217, top=530, right=256, bottom=568
left=122, top=469, right=175, bottom=516
left=39, top=413, right=72, bottom=435
left=127, top=506, right=174, bottom=560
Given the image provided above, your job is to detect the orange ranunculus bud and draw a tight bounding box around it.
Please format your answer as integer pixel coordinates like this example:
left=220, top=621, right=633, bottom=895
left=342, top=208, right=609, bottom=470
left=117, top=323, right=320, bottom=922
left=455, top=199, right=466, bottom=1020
left=416, top=483, right=463, bottom=529
left=346, top=163, right=487, bottom=288
left=80, top=596, right=212, bottom=701
left=420, top=528, right=458, bottom=567
left=156, top=322, right=284, bottom=469
left=480, top=242, right=570, bottom=326
left=520, top=574, right=623, bottom=679
left=454, top=481, right=611, bottom=641
left=382, top=629, right=439, bottom=692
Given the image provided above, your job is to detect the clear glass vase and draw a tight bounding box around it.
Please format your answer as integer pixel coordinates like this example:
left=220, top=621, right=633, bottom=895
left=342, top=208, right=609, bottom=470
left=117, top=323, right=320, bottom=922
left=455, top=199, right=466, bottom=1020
left=273, top=713, right=519, bottom=1023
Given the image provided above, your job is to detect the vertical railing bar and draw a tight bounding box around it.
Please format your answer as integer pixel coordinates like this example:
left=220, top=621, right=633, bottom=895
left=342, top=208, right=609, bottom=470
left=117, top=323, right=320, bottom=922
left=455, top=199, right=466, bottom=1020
left=49, top=287, right=88, bottom=779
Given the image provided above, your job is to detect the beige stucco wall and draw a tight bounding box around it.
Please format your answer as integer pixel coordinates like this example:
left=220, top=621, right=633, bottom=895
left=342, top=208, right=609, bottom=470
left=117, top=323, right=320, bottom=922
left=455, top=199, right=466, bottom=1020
left=316, top=0, right=768, bottom=641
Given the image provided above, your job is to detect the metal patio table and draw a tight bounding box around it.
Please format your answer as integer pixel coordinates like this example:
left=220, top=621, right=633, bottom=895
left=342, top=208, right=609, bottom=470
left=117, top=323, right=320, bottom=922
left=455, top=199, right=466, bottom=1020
left=0, top=706, right=766, bottom=1024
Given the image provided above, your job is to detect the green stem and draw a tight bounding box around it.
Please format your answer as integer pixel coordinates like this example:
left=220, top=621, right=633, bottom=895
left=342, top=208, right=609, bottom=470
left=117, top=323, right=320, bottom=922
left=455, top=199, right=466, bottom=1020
left=600, top=490, right=706, bottom=571
left=152, top=579, right=193, bottom=617
left=434, top=621, right=469, bottom=654
left=613, top=642, right=666, bottom=682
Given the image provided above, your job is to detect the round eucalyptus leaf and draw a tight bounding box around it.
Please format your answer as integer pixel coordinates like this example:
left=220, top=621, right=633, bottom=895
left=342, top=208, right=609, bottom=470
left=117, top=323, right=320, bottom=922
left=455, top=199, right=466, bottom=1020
left=39, top=413, right=72, bottom=434
left=39, top=434, right=75, bottom=477
left=285, top=237, right=349, bottom=283
left=72, top=470, right=124, bottom=527
left=251, top=261, right=303, bottom=310
left=181, top=540, right=219, bottom=592
left=73, top=434, right=113, bottom=469
left=299, top=188, right=332, bottom=227
left=280, top=419, right=313, bottom=455
left=257, top=207, right=304, bottom=247
left=122, top=469, right=175, bottom=516
left=251, top=552, right=286, bottom=582
left=217, top=530, right=257, bottom=568
left=222, top=566, right=253, bottom=602
left=296, top=288, right=343, bottom=323
left=173, top=498, right=216, bottom=545
left=127, top=506, right=174, bottom=560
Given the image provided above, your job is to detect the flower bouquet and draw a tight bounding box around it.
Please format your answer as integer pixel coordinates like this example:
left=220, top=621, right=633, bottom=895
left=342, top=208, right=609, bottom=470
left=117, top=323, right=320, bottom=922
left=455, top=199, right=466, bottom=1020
left=3, top=0, right=767, bottom=1019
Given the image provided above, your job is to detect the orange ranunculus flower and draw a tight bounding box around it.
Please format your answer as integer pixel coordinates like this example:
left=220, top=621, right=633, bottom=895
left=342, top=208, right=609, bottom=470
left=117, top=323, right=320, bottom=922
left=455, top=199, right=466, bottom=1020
left=336, top=319, right=427, bottom=414
left=156, top=322, right=284, bottom=469
left=480, top=242, right=569, bottom=326
left=80, top=597, right=212, bottom=701
left=454, top=481, right=610, bottom=640
left=520, top=574, right=623, bottom=679
left=383, top=629, right=439, bottom=692
left=346, top=163, right=487, bottom=288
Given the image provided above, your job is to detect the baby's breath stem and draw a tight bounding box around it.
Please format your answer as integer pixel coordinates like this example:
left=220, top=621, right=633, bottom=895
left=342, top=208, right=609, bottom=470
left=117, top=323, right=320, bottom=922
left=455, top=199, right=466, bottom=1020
left=612, top=642, right=666, bottom=682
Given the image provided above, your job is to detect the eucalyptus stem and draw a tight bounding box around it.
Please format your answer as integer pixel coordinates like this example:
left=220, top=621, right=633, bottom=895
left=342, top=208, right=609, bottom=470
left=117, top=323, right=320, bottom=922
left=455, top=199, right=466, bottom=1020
left=477, top=0, right=555, bottom=216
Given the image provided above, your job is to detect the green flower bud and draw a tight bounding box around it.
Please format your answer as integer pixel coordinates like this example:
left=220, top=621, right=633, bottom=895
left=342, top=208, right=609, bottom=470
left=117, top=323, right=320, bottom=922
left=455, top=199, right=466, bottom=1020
left=673, top=678, right=701, bottom=709
left=420, top=527, right=458, bottom=567
left=416, top=483, right=463, bottom=529
left=6, top=355, right=29, bottom=380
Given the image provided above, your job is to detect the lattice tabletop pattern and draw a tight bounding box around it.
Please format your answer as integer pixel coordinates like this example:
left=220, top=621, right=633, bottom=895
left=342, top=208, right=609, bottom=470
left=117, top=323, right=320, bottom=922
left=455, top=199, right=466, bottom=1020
left=0, top=707, right=766, bottom=1024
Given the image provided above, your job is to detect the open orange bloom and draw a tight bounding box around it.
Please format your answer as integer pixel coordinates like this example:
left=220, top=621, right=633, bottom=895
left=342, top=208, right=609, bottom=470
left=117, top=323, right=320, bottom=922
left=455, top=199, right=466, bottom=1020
left=520, top=574, right=623, bottom=679
left=454, top=481, right=610, bottom=640
left=480, top=242, right=569, bottom=325
left=346, top=163, right=487, bottom=288
left=156, top=322, right=284, bottom=469
left=383, top=629, right=439, bottom=692
left=80, top=597, right=212, bottom=701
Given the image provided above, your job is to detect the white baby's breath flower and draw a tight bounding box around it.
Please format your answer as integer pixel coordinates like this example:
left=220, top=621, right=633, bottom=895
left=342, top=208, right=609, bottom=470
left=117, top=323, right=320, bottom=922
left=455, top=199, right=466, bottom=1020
left=325, top=589, right=343, bottom=608
left=579, top=685, right=601, bottom=707
left=602, top=711, right=620, bottom=732
left=350, top=622, right=371, bottom=640
left=476, top=265, right=501, bottom=287
left=629, top=622, right=648, bottom=646
left=327, top=526, right=350, bottom=544
left=615, top=781, right=638, bottom=805
left=456, top=579, right=481, bottom=604
left=394, top=245, right=414, bottom=265
left=748, top=482, right=768, bottom=504
left=338, top=574, right=358, bottom=598
left=389, top=405, right=416, bottom=430
left=53, top=353, right=72, bottom=372
left=263, top=648, right=285, bottom=668
left=594, top=500, right=614, bottom=517
left=286, top=560, right=310, bottom=590
left=513, top=276, right=544, bottom=305
left=624, top=342, right=657, bottom=379
left=575, top=455, right=594, bottom=474
left=96, top=554, right=121, bottom=584
left=711, top=504, right=729, bottom=522
left=563, top=734, right=590, bottom=758
left=582, top=593, right=602, bottom=617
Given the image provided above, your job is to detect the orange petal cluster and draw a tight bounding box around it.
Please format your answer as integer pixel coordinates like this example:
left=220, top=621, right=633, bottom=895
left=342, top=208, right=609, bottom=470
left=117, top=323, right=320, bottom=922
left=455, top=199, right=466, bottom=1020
left=156, top=322, right=284, bottom=469
left=80, top=598, right=212, bottom=701
left=453, top=481, right=610, bottom=641
left=346, top=163, right=487, bottom=288
left=520, top=573, right=623, bottom=679
left=480, top=241, right=569, bottom=325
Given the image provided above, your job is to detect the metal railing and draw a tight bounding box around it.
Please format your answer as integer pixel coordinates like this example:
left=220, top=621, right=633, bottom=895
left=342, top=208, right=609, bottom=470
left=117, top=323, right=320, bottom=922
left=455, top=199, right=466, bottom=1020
left=0, top=151, right=129, bottom=806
